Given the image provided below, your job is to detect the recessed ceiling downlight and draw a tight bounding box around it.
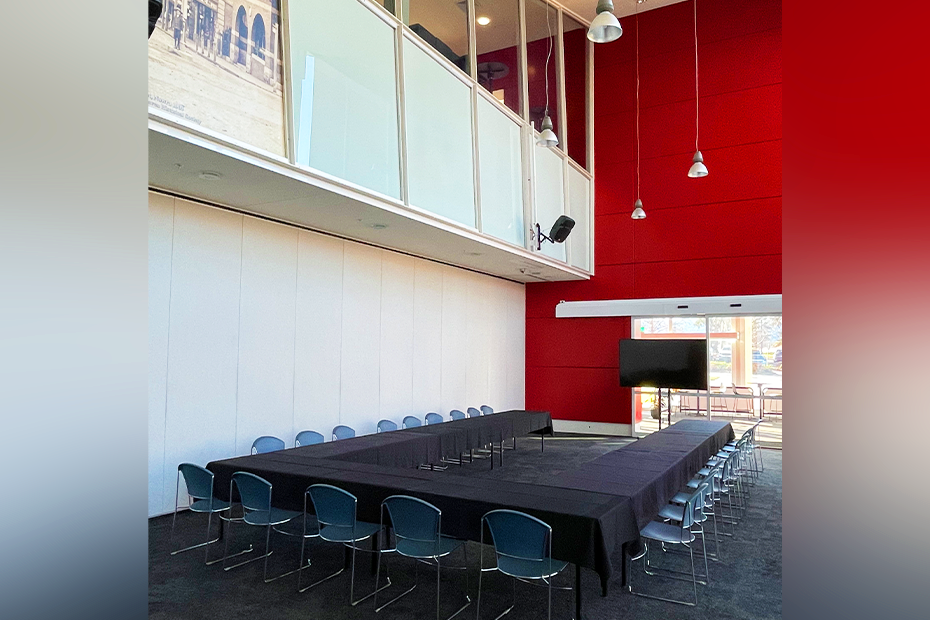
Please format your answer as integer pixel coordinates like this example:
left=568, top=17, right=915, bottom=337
left=198, top=171, right=223, bottom=180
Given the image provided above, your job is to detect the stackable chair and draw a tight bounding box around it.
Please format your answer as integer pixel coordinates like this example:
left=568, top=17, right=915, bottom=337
left=629, top=481, right=709, bottom=606
left=403, top=415, right=422, bottom=429
left=449, top=410, right=466, bottom=421
left=170, top=463, right=230, bottom=564
left=465, top=407, right=492, bottom=460
left=479, top=405, right=514, bottom=451
left=671, top=461, right=722, bottom=561
left=424, top=413, right=450, bottom=469
left=296, top=430, right=325, bottom=447
left=299, top=484, right=390, bottom=605
left=725, top=421, right=764, bottom=477
left=222, top=472, right=308, bottom=583
left=252, top=436, right=285, bottom=454
left=332, top=425, right=356, bottom=441
left=375, top=495, right=471, bottom=620
left=691, top=449, right=742, bottom=534
left=478, top=510, right=571, bottom=620
left=378, top=419, right=399, bottom=433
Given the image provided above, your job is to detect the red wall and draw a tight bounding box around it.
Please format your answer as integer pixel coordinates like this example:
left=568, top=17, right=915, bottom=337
left=525, top=0, right=782, bottom=427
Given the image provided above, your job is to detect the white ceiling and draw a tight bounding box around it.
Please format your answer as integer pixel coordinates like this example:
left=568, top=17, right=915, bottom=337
left=406, top=0, right=686, bottom=59
left=149, top=118, right=589, bottom=284
left=557, top=0, right=686, bottom=22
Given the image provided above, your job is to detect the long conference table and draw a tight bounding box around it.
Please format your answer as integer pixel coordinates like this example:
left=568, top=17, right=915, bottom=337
left=207, top=412, right=733, bottom=618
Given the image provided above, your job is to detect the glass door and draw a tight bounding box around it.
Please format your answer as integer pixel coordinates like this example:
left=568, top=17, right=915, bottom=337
left=632, top=316, right=709, bottom=435
left=707, top=315, right=782, bottom=448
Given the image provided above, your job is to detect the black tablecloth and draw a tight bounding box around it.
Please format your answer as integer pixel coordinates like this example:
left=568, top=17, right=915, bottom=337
left=207, top=415, right=731, bottom=590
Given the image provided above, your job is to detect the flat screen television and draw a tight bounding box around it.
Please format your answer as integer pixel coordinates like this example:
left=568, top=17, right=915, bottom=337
left=619, top=339, right=708, bottom=390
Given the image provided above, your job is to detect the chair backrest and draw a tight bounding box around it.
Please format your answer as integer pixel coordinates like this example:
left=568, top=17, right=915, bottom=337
left=402, top=415, right=422, bottom=428
left=307, top=484, right=357, bottom=530
left=295, top=430, right=325, bottom=447
left=382, top=495, right=441, bottom=552
left=377, top=419, right=398, bottom=433
left=178, top=463, right=214, bottom=500
left=466, top=407, right=482, bottom=418
left=449, top=410, right=466, bottom=421
left=231, top=471, right=272, bottom=512
left=483, top=509, right=552, bottom=566
left=251, top=435, right=285, bottom=454
left=680, top=484, right=704, bottom=530
left=480, top=405, right=494, bottom=415
left=425, top=412, right=444, bottom=425
left=690, top=482, right=710, bottom=527
left=332, top=425, right=356, bottom=440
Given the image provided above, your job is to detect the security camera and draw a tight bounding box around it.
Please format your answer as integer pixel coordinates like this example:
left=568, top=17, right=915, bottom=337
left=534, top=215, right=576, bottom=250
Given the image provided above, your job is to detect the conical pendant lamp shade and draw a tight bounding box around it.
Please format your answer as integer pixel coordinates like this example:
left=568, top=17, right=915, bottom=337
left=688, top=150, right=708, bottom=177
left=588, top=0, right=622, bottom=43
left=631, top=198, right=646, bottom=220
left=536, top=114, right=558, bottom=147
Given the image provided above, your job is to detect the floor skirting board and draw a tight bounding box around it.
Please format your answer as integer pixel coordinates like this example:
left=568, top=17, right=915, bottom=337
left=552, top=420, right=633, bottom=436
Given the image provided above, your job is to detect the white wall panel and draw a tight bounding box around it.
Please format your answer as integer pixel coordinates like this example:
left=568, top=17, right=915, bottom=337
left=148, top=193, right=527, bottom=516
left=235, top=218, right=299, bottom=452
left=485, top=281, right=509, bottom=412
left=412, top=262, right=443, bottom=417
left=440, top=266, right=468, bottom=414
left=162, top=200, right=243, bottom=510
left=379, top=252, right=415, bottom=425
left=465, top=273, right=490, bottom=410
left=148, top=193, right=174, bottom=515
left=294, top=232, right=344, bottom=441
left=505, top=282, right=527, bottom=410
left=339, top=244, right=383, bottom=435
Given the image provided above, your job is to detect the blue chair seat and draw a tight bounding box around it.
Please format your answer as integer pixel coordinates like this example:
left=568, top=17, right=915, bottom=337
left=243, top=507, right=302, bottom=527
left=641, top=520, right=695, bottom=545
left=497, top=555, right=568, bottom=580
left=395, top=534, right=463, bottom=559
left=190, top=498, right=230, bottom=513
left=658, top=504, right=686, bottom=522
left=319, top=521, right=382, bottom=543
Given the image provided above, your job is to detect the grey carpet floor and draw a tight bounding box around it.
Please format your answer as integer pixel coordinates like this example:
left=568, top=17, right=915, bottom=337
left=149, top=435, right=781, bottom=619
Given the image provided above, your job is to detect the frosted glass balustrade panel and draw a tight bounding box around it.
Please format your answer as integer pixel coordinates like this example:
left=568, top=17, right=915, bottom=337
left=403, top=38, right=476, bottom=227
left=533, top=147, right=565, bottom=261
left=477, top=97, right=524, bottom=247
left=567, top=166, right=591, bottom=271
left=289, top=0, right=400, bottom=199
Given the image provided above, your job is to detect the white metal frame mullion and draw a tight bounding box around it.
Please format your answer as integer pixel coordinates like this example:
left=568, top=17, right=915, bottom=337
left=467, top=0, right=483, bottom=232
left=394, top=20, right=410, bottom=206
left=518, top=0, right=531, bottom=123
left=280, top=0, right=295, bottom=164
left=517, top=0, right=535, bottom=252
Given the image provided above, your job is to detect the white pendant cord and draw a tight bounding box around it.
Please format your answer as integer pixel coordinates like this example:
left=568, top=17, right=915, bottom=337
left=545, top=6, right=553, bottom=119
left=694, top=0, right=699, bottom=153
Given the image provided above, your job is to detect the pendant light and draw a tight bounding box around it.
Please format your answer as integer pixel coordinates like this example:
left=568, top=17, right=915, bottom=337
left=631, top=9, right=645, bottom=220
left=587, top=0, right=622, bottom=44
left=687, top=0, right=708, bottom=177
left=536, top=3, right=558, bottom=148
